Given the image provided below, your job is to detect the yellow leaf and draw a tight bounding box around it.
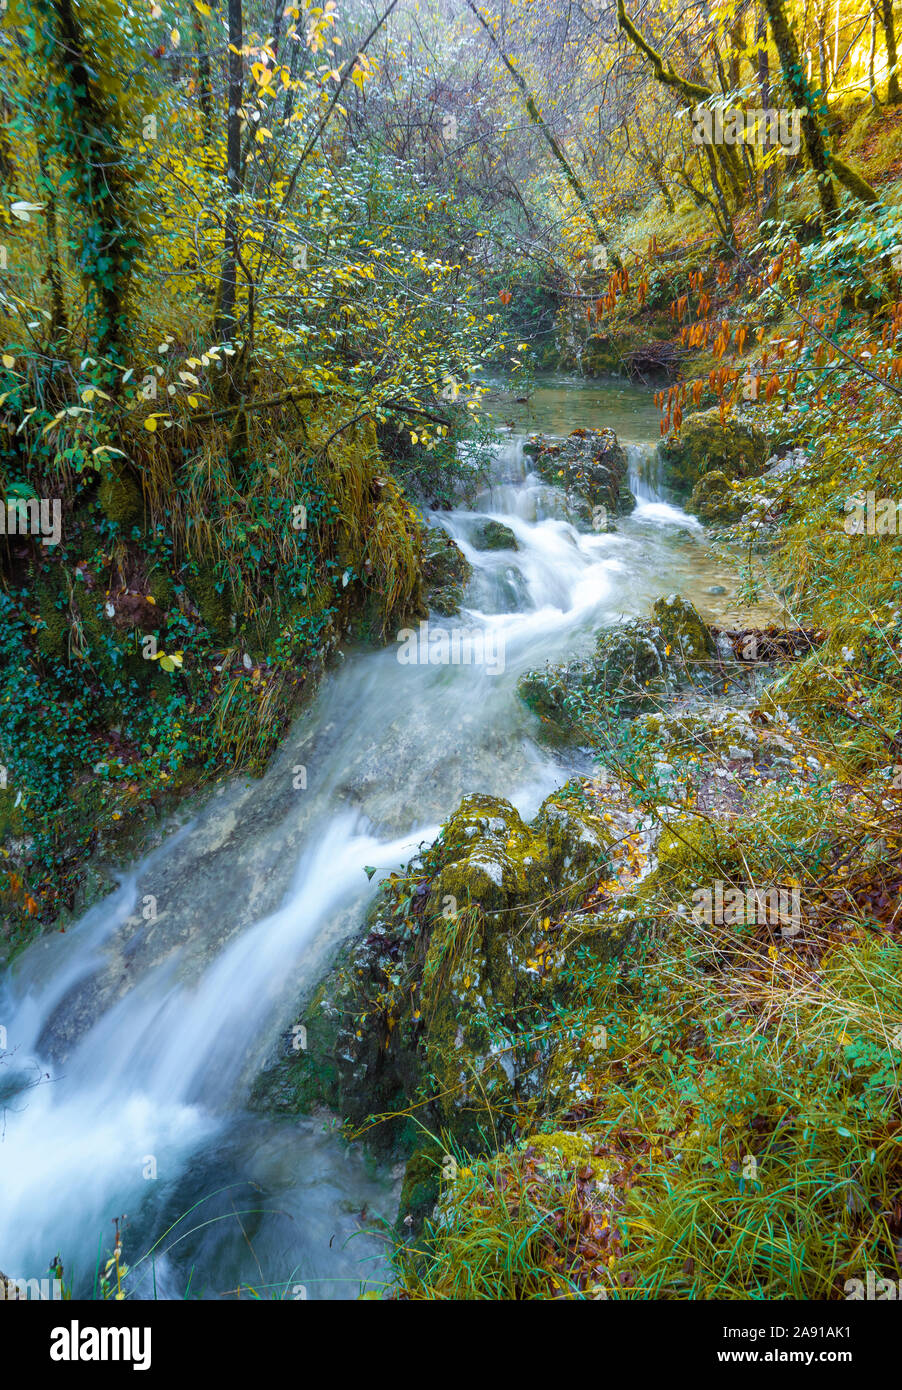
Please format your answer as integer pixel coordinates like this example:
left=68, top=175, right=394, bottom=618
left=2, top=354, right=14, bottom=369
left=144, top=417, right=158, bottom=432
left=170, top=27, right=180, bottom=46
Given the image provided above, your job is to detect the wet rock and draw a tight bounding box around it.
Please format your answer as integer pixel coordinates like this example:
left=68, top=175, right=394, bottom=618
left=592, top=618, right=669, bottom=711
left=470, top=519, right=518, bottom=551
left=516, top=658, right=604, bottom=740
left=531, top=427, right=632, bottom=516
left=422, top=525, right=471, bottom=616
left=256, top=786, right=619, bottom=1158
left=659, top=409, right=767, bottom=493
left=519, top=599, right=718, bottom=742
left=522, top=618, right=673, bottom=736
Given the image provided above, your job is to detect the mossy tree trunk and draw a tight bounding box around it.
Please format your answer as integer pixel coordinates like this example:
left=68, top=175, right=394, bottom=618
left=763, top=0, right=880, bottom=217
left=762, top=0, right=839, bottom=227
left=880, top=0, right=901, bottom=102
left=34, top=0, right=138, bottom=365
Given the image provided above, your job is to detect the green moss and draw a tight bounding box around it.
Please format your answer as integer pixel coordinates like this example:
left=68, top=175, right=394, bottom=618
left=36, top=585, right=68, bottom=658
left=652, top=593, right=716, bottom=667
left=146, top=568, right=176, bottom=610
left=687, top=468, right=745, bottom=524
left=422, top=527, right=471, bottom=616
left=659, top=409, right=767, bottom=493
left=522, top=1130, right=608, bottom=1172
left=187, top=560, right=233, bottom=641
left=471, top=520, right=518, bottom=551
left=97, top=469, right=144, bottom=527
left=399, top=1146, right=443, bottom=1228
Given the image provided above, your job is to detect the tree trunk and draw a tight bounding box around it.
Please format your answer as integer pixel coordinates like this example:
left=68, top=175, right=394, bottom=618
left=191, top=5, right=214, bottom=143
left=639, top=129, right=675, bottom=212
left=870, top=3, right=879, bottom=106
left=881, top=0, right=901, bottom=102
left=42, top=0, right=136, bottom=362
left=37, top=141, right=67, bottom=338
left=217, top=0, right=243, bottom=338
left=756, top=3, right=776, bottom=220
left=817, top=3, right=830, bottom=94
left=762, top=0, right=838, bottom=226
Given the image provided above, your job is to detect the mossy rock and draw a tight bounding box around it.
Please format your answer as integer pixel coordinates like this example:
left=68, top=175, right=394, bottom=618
left=426, top=792, right=552, bottom=917
left=687, top=469, right=745, bottom=525
left=255, top=786, right=623, bottom=1156
left=659, top=409, right=767, bottom=493
left=249, top=979, right=343, bottom=1114
left=532, top=428, right=632, bottom=515
left=592, top=618, right=669, bottom=711
left=97, top=470, right=144, bottom=527
left=519, top=619, right=669, bottom=740
left=471, top=519, right=518, bottom=552
left=651, top=594, right=716, bottom=669
left=643, top=817, right=741, bottom=900
left=422, top=526, right=471, bottom=617
left=634, top=704, right=759, bottom=761
left=516, top=659, right=600, bottom=741
left=523, top=1130, right=609, bottom=1172
left=533, top=789, right=611, bottom=904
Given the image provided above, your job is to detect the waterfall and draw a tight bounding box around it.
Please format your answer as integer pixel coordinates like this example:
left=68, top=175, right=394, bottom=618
left=626, top=440, right=666, bottom=502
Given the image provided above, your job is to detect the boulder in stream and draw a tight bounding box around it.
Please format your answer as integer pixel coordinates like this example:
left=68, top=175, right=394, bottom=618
left=652, top=593, right=716, bottom=666
left=249, top=786, right=632, bottom=1178
left=517, top=596, right=717, bottom=740
left=470, top=519, right=518, bottom=551
left=530, top=427, right=632, bottom=516
left=422, top=525, right=471, bottom=616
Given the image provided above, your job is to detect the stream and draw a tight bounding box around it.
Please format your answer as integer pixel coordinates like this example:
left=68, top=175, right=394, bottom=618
left=0, top=376, right=774, bottom=1300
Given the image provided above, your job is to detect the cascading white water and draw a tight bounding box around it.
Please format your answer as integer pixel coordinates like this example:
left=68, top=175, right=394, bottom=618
left=0, top=404, right=728, bottom=1300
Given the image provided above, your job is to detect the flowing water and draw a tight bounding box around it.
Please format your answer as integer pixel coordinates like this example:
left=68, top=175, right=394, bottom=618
left=0, top=377, right=777, bottom=1300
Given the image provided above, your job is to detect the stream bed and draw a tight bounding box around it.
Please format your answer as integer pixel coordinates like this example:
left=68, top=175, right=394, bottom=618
left=0, top=377, right=778, bottom=1299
